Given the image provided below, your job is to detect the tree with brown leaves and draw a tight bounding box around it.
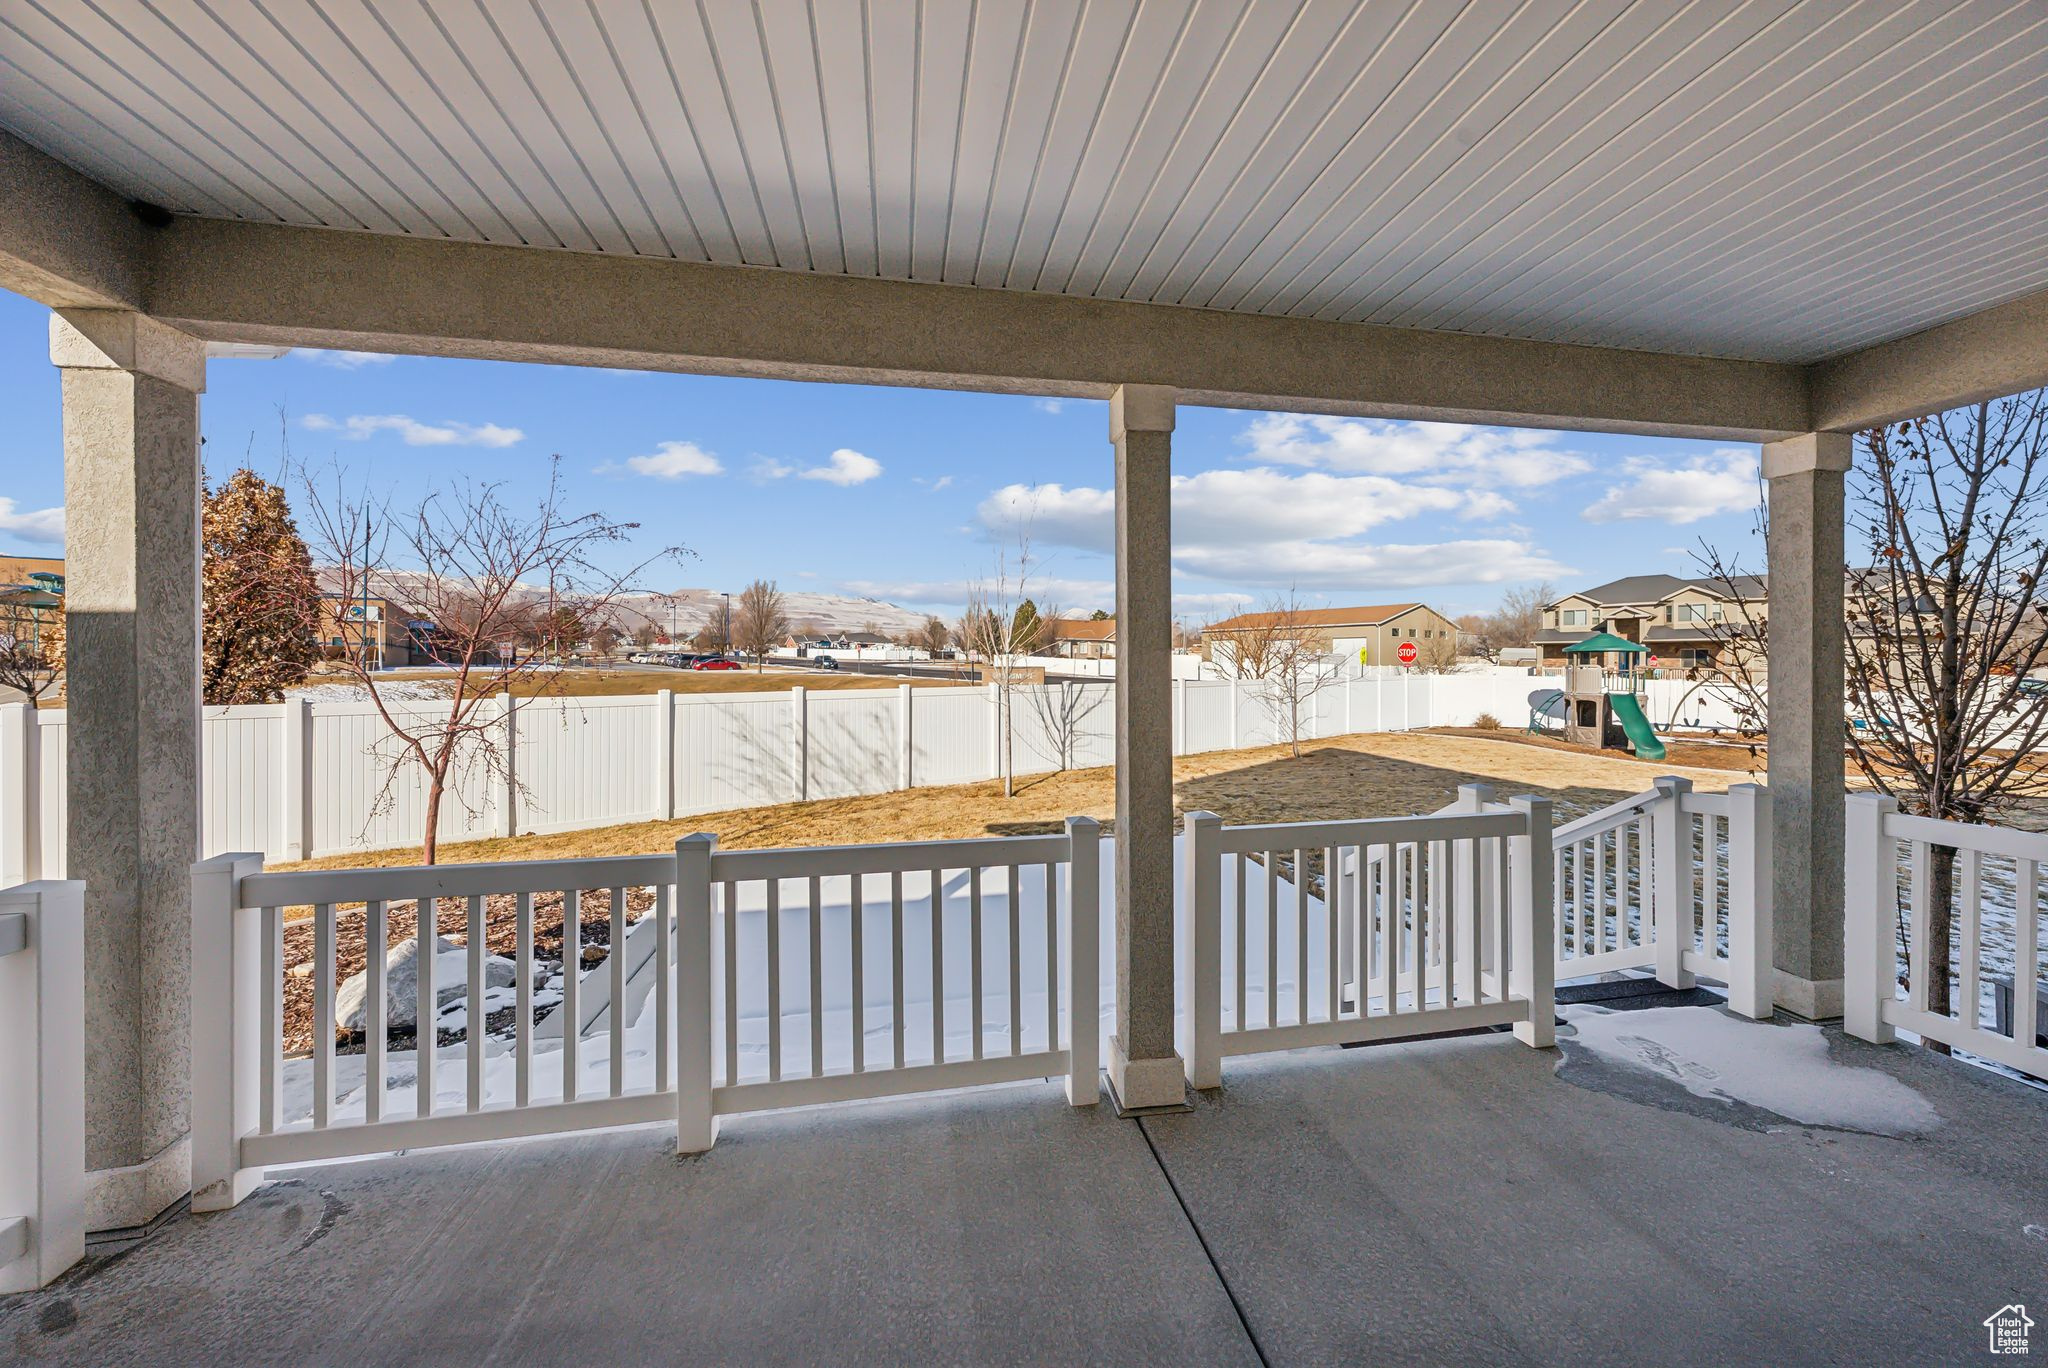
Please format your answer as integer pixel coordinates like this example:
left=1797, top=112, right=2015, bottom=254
left=202, top=468, right=321, bottom=705
left=732, top=580, right=790, bottom=668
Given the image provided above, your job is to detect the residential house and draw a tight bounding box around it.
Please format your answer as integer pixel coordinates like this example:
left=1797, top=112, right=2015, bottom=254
left=1043, top=618, right=1116, bottom=660
left=1203, top=603, right=1459, bottom=672
left=1536, top=575, right=1766, bottom=675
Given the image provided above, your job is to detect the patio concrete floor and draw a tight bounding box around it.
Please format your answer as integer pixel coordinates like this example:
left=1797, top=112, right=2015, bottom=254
left=5, top=1013, right=2046, bottom=1366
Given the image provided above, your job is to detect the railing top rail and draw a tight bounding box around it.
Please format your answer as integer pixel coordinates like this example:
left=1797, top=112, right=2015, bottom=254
left=0, top=910, right=23, bottom=956
left=1549, top=789, right=1662, bottom=845
left=1215, top=810, right=1524, bottom=855
left=709, top=831, right=1073, bottom=880
left=1885, top=809, right=2048, bottom=863
left=239, top=852, right=676, bottom=908
left=1680, top=791, right=1733, bottom=818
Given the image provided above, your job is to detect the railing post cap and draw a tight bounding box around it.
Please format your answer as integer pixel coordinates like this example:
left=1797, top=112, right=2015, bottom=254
left=676, top=832, right=719, bottom=852
left=1182, top=809, right=1222, bottom=826
left=1065, top=814, right=1101, bottom=833
left=1653, top=774, right=1693, bottom=793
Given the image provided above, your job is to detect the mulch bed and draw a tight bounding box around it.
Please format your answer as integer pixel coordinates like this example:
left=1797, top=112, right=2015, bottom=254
left=281, top=886, right=658, bottom=1055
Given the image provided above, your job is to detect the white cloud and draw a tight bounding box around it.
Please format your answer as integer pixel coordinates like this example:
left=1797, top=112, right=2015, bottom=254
left=1242, top=413, right=1592, bottom=489
left=913, top=475, right=956, bottom=492
left=1032, top=398, right=1065, bottom=415
left=626, top=440, right=724, bottom=479
left=844, top=575, right=1118, bottom=613
left=302, top=413, right=523, bottom=447
left=1172, top=538, right=1569, bottom=589
left=293, top=349, right=396, bottom=370
left=752, top=447, right=884, bottom=487
left=0, top=498, right=65, bottom=544
left=1582, top=448, right=1760, bottom=525
left=802, top=448, right=883, bottom=486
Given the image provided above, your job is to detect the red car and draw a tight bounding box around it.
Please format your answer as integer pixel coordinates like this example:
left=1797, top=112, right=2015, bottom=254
left=693, top=657, right=742, bottom=670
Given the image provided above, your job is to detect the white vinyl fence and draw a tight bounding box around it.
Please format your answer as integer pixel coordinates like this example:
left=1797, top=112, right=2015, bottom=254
left=1845, top=794, right=2048, bottom=1083
left=3, top=673, right=1749, bottom=875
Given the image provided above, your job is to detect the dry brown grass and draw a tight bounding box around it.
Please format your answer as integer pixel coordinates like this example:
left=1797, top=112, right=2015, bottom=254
left=276, top=730, right=1738, bottom=876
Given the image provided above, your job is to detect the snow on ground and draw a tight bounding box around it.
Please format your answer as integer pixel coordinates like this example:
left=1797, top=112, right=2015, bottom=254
left=286, top=678, right=452, bottom=703
left=1561, top=1004, right=1940, bottom=1135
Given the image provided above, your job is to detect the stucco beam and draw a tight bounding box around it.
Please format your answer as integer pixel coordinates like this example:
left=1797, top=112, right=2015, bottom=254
left=0, top=129, right=147, bottom=311
left=1810, top=287, right=2048, bottom=431
left=145, top=217, right=1810, bottom=441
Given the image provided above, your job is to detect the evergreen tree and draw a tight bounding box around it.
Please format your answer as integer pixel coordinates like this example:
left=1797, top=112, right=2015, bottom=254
left=202, top=468, right=320, bottom=705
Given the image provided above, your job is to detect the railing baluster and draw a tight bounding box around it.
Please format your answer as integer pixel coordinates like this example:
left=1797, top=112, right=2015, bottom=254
left=561, top=890, right=579, bottom=1103
left=2018, top=859, right=2041, bottom=1049
left=852, top=874, right=867, bottom=1074
left=1265, top=851, right=1279, bottom=1029
left=723, top=881, right=739, bottom=1086
left=1908, top=840, right=1932, bottom=1014
left=418, top=897, right=438, bottom=1117
left=970, top=866, right=985, bottom=1061
left=1233, top=853, right=1247, bottom=1031
left=1440, top=841, right=1456, bottom=1010
left=1008, top=863, right=1022, bottom=1055
left=515, top=891, right=533, bottom=1108
left=1552, top=841, right=1566, bottom=963
left=1377, top=844, right=1396, bottom=1016
left=262, top=906, right=280, bottom=1134
left=608, top=886, right=627, bottom=1097
left=1043, top=862, right=1058, bottom=1054
left=1494, top=838, right=1510, bottom=1003
left=655, top=882, right=672, bottom=1093
left=1294, top=846, right=1309, bottom=1026
left=1413, top=843, right=1428, bottom=1009
left=1325, top=844, right=1339, bottom=1023
left=1958, top=848, right=1982, bottom=1029
left=766, top=879, right=782, bottom=1082
left=892, top=872, right=907, bottom=1071
left=808, top=875, right=824, bottom=1077
left=930, top=869, right=944, bottom=1065
left=314, top=902, right=334, bottom=1129
left=469, top=893, right=487, bottom=1112
left=366, top=898, right=386, bottom=1124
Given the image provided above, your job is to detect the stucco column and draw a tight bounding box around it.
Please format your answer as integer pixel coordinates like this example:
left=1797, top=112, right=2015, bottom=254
left=1763, top=431, right=1851, bottom=1020
left=50, top=310, right=206, bottom=1227
left=1108, top=383, right=1184, bottom=1109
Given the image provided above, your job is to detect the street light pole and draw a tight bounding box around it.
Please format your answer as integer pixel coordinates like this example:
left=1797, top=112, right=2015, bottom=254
left=722, top=592, right=732, bottom=655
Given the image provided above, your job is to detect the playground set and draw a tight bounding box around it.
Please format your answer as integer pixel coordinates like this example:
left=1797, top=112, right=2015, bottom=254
left=1527, top=632, right=1668, bottom=762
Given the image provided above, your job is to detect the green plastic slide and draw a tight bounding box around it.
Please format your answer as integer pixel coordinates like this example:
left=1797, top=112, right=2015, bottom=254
left=1608, top=691, right=1666, bottom=762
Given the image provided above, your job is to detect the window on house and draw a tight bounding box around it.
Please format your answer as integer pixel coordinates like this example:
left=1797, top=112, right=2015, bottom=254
left=1559, top=609, right=1587, bottom=627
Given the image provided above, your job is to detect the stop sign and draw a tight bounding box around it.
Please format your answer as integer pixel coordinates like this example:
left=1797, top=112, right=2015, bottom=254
left=1397, top=640, right=1418, bottom=665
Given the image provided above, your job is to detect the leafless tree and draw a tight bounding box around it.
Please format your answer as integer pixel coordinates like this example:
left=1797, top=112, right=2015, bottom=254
left=960, top=533, right=1053, bottom=797
left=0, top=637, right=60, bottom=705
left=1416, top=632, right=1460, bottom=674
left=916, top=615, right=951, bottom=659
left=1219, top=593, right=1343, bottom=758
left=1471, top=581, right=1555, bottom=659
left=302, top=456, right=681, bottom=863
left=1699, top=391, right=2048, bottom=1040
left=732, top=579, right=790, bottom=669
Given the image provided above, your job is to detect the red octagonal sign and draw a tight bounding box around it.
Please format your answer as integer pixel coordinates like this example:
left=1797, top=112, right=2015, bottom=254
left=1397, top=640, right=1418, bottom=665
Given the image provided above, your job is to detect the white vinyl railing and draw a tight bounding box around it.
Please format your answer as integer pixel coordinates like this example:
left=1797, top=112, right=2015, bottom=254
left=192, top=823, right=1101, bottom=1201
left=0, top=880, right=83, bottom=1292
left=1177, top=799, right=1555, bottom=1088
left=1547, top=777, right=1773, bottom=1019
left=1845, top=794, right=2048, bottom=1082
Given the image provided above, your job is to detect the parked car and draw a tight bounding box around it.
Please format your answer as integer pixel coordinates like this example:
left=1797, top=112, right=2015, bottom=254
left=814, top=655, right=839, bottom=671
left=695, top=657, right=741, bottom=670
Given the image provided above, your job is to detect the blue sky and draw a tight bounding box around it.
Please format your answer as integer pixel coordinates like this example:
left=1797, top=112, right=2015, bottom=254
left=0, top=284, right=1762, bottom=621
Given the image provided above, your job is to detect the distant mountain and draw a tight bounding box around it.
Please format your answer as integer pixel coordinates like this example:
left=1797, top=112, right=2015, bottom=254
left=316, top=568, right=932, bottom=641
left=614, top=587, right=931, bottom=640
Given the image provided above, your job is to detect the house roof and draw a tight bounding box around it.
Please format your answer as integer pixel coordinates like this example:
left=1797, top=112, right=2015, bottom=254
left=1557, top=574, right=1767, bottom=609
left=1205, top=604, right=1428, bottom=634
left=1047, top=619, right=1116, bottom=642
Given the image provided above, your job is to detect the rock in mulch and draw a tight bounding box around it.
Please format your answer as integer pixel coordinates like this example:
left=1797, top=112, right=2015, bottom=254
left=334, top=935, right=518, bottom=1032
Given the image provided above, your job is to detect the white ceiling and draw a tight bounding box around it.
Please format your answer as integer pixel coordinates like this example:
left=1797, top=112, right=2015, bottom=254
left=2, top=0, right=2045, bottom=364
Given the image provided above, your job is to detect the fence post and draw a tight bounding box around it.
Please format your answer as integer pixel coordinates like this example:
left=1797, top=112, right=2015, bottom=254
left=1509, top=796, right=1555, bottom=1047
left=1651, top=775, right=1696, bottom=991
left=675, top=833, right=720, bottom=1151
left=0, top=704, right=31, bottom=884
left=655, top=689, right=676, bottom=820
left=986, top=681, right=1002, bottom=780
left=791, top=686, right=808, bottom=802
left=1724, top=783, right=1775, bottom=1019
left=281, top=698, right=311, bottom=861
left=1844, top=794, right=1899, bottom=1045
left=1177, top=811, right=1223, bottom=1090
left=496, top=692, right=517, bottom=838
left=0, top=880, right=83, bottom=1292
left=1174, top=677, right=1187, bottom=757
left=898, top=684, right=914, bottom=789
left=189, top=853, right=266, bottom=1212
left=1064, top=816, right=1101, bottom=1105
left=1227, top=679, right=1238, bottom=749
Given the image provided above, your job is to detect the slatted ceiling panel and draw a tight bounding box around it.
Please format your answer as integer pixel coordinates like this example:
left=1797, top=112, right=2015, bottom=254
left=1494, top=1, right=2044, bottom=348
left=5, top=2, right=2048, bottom=364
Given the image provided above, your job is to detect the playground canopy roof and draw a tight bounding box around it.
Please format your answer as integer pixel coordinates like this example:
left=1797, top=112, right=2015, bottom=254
left=1565, top=633, right=1646, bottom=654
